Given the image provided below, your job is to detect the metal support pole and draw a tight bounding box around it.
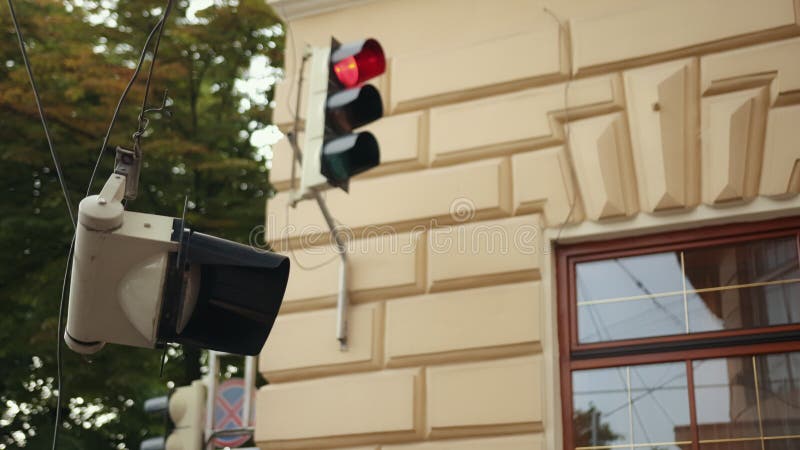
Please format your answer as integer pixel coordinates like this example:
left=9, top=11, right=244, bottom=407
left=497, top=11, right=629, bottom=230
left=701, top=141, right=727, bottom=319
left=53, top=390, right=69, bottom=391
left=286, top=136, right=350, bottom=351
left=203, top=352, right=256, bottom=450
left=312, top=190, right=348, bottom=350
left=203, top=351, right=219, bottom=449
left=242, top=355, right=256, bottom=427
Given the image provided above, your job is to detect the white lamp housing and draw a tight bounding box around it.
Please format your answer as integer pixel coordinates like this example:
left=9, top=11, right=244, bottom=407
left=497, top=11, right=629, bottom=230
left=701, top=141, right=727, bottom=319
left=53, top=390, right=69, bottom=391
left=65, top=173, right=290, bottom=355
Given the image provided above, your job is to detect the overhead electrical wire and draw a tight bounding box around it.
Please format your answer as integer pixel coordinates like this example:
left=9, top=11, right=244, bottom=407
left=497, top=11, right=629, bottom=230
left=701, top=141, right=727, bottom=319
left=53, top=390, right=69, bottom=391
left=6, top=0, right=77, bottom=228
left=542, top=7, right=579, bottom=245
left=133, top=0, right=174, bottom=151
left=5, top=1, right=175, bottom=449
left=86, top=0, right=174, bottom=198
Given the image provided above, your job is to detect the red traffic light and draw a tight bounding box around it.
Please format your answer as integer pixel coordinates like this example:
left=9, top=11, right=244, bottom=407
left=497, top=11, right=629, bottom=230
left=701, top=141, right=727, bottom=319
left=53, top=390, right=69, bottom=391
left=331, top=38, right=385, bottom=88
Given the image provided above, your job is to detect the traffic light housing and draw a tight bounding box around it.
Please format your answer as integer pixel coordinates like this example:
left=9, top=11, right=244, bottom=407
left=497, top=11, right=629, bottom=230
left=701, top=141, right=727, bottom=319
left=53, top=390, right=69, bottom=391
left=295, top=37, right=386, bottom=200
left=141, top=381, right=206, bottom=450
left=65, top=173, right=290, bottom=356
left=166, top=381, right=206, bottom=450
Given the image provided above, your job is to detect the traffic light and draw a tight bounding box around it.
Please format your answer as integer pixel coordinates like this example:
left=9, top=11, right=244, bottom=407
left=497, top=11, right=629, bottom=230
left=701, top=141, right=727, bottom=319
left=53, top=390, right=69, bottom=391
left=295, top=37, right=386, bottom=199
left=64, top=173, right=290, bottom=356
left=141, top=395, right=169, bottom=450
left=141, top=380, right=206, bottom=450
left=166, top=381, right=206, bottom=450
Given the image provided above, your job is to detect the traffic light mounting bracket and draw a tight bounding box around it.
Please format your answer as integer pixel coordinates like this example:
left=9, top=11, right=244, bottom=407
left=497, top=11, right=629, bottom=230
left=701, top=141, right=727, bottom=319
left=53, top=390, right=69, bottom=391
left=291, top=44, right=331, bottom=205
left=282, top=36, right=386, bottom=351
left=285, top=129, right=351, bottom=351
left=284, top=43, right=352, bottom=351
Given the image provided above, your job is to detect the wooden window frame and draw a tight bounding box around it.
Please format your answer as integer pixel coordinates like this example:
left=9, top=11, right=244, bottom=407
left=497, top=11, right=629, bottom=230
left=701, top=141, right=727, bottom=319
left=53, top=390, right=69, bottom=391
left=557, top=216, right=800, bottom=450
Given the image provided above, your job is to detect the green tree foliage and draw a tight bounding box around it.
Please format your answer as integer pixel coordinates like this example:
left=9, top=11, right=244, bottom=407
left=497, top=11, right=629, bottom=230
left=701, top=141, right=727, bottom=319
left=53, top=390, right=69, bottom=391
left=573, top=405, right=623, bottom=447
left=0, top=0, right=283, bottom=448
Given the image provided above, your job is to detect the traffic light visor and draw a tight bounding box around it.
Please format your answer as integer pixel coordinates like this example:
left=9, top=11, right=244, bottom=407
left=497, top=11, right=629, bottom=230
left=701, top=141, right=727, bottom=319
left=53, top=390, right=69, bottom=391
left=320, top=132, right=380, bottom=188
left=326, top=85, right=383, bottom=133
left=160, top=228, right=290, bottom=355
left=331, top=38, right=385, bottom=88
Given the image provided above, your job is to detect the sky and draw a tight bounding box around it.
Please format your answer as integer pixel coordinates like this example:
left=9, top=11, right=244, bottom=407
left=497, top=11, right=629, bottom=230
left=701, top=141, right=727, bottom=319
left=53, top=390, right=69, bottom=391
left=187, top=0, right=286, bottom=164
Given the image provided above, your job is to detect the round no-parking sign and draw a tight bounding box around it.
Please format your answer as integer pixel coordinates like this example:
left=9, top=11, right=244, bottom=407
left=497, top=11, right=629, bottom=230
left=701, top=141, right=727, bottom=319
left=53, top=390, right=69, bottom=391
left=212, top=378, right=255, bottom=448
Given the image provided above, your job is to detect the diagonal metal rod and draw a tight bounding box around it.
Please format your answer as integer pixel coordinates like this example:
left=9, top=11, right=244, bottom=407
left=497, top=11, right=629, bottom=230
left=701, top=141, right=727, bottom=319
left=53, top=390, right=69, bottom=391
left=285, top=133, right=349, bottom=350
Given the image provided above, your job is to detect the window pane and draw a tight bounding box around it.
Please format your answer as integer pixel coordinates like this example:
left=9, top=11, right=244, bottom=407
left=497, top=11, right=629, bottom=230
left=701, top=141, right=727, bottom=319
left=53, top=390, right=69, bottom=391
left=757, top=352, right=800, bottom=438
left=576, top=252, right=685, bottom=303
left=639, top=446, right=691, bottom=450
left=578, top=295, right=686, bottom=343
left=694, top=357, right=760, bottom=442
left=688, top=281, right=800, bottom=333
left=573, top=363, right=691, bottom=449
left=699, top=440, right=762, bottom=450
left=765, top=437, right=800, bottom=450
left=687, top=283, right=800, bottom=333
left=630, top=362, right=691, bottom=445
left=683, top=236, right=800, bottom=290
left=572, top=367, right=630, bottom=447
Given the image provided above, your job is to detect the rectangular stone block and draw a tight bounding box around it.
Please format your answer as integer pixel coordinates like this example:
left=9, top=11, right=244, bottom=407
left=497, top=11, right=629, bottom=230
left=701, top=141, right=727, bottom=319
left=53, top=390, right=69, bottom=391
left=259, top=303, right=382, bottom=382
left=349, top=230, right=426, bottom=302
left=701, top=37, right=800, bottom=97
left=266, top=158, right=513, bottom=244
left=386, top=282, right=541, bottom=367
left=363, top=111, right=428, bottom=176
left=428, top=76, right=620, bottom=166
left=427, top=356, right=543, bottom=438
left=384, top=434, right=543, bottom=450
left=571, top=0, right=798, bottom=74
left=277, top=230, right=425, bottom=312
left=391, top=25, right=564, bottom=112
left=255, top=369, right=422, bottom=448
left=428, top=215, right=541, bottom=292
left=278, top=244, right=339, bottom=312
left=512, top=147, right=584, bottom=227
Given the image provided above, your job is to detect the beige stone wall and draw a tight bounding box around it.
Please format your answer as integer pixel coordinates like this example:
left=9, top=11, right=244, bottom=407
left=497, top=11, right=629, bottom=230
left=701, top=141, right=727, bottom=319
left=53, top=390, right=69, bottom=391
left=256, top=0, right=800, bottom=448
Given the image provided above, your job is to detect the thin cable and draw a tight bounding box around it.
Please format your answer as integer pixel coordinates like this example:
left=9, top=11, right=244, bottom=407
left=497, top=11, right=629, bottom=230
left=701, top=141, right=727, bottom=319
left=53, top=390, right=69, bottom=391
left=543, top=7, right=579, bottom=245
left=50, top=4, right=176, bottom=449
left=86, top=2, right=173, bottom=197
left=285, top=201, right=339, bottom=270
left=279, top=5, right=300, bottom=119
left=7, top=0, right=76, bottom=228
left=133, top=0, right=174, bottom=151
left=281, top=33, right=338, bottom=271
left=288, top=54, right=309, bottom=191
left=52, top=239, right=74, bottom=450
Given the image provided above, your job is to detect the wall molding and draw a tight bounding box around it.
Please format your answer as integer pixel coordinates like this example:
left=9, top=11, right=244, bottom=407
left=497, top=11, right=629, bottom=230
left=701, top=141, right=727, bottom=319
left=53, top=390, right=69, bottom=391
left=269, top=0, right=377, bottom=21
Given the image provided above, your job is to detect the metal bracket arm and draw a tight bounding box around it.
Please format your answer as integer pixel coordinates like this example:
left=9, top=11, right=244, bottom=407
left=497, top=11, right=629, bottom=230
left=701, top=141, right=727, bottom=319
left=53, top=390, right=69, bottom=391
left=114, top=145, right=141, bottom=201
left=286, top=134, right=350, bottom=351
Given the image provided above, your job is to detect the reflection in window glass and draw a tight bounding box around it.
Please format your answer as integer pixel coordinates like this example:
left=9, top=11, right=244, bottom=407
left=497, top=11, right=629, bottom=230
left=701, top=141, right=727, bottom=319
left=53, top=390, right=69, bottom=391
left=693, top=352, right=800, bottom=449
left=579, top=295, right=686, bottom=343
left=575, top=235, right=800, bottom=344
left=576, top=252, right=684, bottom=303
left=699, top=441, right=762, bottom=450
left=573, top=367, right=630, bottom=448
left=688, top=281, right=800, bottom=334
left=758, top=352, right=800, bottom=438
left=630, top=362, right=691, bottom=445
left=683, top=236, right=800, bottom=291
left=573, top=363, right=690, bottom=449
left=764, top=438, right=800, bottom=450
left=694, top=356, right=760, bottom=442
